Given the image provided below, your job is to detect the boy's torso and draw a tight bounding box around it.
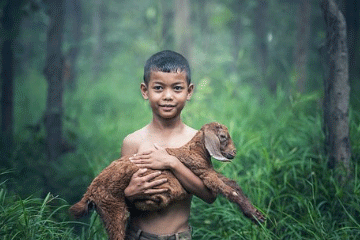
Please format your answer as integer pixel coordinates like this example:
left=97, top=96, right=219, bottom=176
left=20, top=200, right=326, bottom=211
left=127, top=123, right=197, bottom=235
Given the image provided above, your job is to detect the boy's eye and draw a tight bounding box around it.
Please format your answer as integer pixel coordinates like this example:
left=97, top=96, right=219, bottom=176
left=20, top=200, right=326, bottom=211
left=174, top=86, right=183, bottom=91
left=153, top=86, right=163, bottom=90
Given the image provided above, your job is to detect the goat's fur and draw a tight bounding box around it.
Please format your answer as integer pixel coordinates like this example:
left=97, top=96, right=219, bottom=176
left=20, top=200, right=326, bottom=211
left=70, top=122, right=265, bottom=240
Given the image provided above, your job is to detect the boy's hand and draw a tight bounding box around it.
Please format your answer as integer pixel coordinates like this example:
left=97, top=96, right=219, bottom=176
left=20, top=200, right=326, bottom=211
left=129, top=144, right=178, bottom=170
left=124, top=168, right=168, bottom=202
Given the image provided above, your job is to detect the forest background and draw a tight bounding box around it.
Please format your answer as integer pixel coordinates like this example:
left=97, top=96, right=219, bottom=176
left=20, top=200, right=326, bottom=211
left=1, top=0, right=360, bottom=239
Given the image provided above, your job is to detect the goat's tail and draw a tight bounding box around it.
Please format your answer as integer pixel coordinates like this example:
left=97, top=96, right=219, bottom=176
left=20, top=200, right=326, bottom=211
left=69, top=197, right=93, bottom=219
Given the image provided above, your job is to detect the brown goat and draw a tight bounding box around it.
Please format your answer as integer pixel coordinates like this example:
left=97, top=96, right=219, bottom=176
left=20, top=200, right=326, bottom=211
left=70, top=122, right=265, bottom=240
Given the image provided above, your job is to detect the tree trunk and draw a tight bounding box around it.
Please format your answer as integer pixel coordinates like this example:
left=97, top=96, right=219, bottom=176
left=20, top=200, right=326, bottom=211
left=65, top=0, right=82, bottom=91
left=91, top=0, right=105, bottom=81
left=340, top=0, right=359, bottom=76
left=1, top=40, right=14, bottom=145
left=161, top=0, right=174, bottom=50
left=0, top=0, right=23, bottom=147
left=174, top=0, right=191, bottom=59
left=321, top=0, right=351, bottom=181
left=198, top=0, right=207, bottom=34
left=229, top=1, right=243, bottom=74
left=44, top=0, right=65, bottom=162
left=341, top=0, right=360, bottom=110
left=253, top=0, right=272, bottom=93
left=293, top=0, right=311, bottom=94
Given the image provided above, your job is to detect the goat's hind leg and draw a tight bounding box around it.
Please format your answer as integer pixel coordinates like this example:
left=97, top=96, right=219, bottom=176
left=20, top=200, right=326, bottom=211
left=97, top=199, right=129, bottom=240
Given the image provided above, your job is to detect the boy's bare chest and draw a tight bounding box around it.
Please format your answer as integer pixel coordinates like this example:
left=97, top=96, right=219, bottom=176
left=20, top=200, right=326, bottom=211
left=136, top=137, right=184, bottom=153
left=136, top=132, right=194, bottom=153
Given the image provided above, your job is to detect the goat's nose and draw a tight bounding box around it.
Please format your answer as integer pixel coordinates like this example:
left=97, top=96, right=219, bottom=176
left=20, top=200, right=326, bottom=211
left=232, top=149, right=236, bottom=156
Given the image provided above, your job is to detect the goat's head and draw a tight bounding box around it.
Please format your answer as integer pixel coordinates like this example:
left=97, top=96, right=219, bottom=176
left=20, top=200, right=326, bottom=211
left=202, top=122, right=236, bottom=162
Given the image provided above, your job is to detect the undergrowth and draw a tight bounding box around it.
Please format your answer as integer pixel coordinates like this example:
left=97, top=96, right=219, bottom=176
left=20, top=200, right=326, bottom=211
left=1, top=79, right=359, bottom=239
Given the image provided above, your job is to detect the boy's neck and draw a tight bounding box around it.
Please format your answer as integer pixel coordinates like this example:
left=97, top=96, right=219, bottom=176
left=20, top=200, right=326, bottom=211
left=150, top=115, right=184, bottom=132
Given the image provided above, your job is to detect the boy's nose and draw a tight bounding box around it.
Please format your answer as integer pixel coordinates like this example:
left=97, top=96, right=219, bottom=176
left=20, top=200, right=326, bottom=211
left=163, top=89, right=173, bottom=99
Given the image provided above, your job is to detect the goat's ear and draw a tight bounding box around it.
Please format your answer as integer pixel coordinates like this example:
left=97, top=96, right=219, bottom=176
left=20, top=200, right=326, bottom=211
left=204, top=130, right=228, bottom=161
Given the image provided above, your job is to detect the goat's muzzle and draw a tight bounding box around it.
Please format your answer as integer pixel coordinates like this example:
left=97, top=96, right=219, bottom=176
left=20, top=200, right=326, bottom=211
left=224, top=149, right=236, bottom=160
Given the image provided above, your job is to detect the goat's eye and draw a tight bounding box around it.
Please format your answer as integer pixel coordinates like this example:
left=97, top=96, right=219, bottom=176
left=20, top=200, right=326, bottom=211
left=219, top=134, right=227, bottom=142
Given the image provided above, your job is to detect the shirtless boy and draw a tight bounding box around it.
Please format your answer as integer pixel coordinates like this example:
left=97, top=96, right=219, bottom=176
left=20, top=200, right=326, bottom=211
left=121, top=50, right=216, bottom=240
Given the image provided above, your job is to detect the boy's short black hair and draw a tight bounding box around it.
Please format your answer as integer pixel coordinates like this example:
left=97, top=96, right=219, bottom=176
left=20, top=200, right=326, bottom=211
left=143, top=50, right=191, bottom=85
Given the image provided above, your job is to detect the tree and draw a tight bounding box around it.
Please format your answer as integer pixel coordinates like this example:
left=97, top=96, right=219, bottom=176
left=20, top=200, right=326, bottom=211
left=253, top=0, right=273, bottom=93
left=228, top=1, right=243, bottom=74
left=43, top=0, right=66, bottom=162
left=64, top=0, right=82, bottom=91
left=91, top=0, right=105, bottom=81
left=0, top=0, right=25, bottom=147
left=174, top=0, right=191, bottom=59
left=321, top=0, right=351, bottom=181
left=293, top=0, right=311, bottom=94
left=161, top=0, right=174, bottom=50
left=339, top=0, right=359, bottom=76
left=340, top=0, right=360, bottom=110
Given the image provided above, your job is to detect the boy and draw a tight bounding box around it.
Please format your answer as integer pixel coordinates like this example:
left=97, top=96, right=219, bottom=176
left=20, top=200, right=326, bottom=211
left=121, top=50, right=216, bottom=240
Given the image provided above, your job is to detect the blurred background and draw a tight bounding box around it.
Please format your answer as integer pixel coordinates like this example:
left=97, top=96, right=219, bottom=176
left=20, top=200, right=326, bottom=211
left=0, top=0, right=359, bottom=239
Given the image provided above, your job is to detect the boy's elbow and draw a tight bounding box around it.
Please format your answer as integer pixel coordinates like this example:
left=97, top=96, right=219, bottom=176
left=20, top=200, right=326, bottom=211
left=204, top=198, right=216, bottom=204
left=203, top=191, right=217, bottom=204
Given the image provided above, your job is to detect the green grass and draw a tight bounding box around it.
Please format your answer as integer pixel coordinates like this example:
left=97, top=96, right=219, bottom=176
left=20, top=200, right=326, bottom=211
left=0, top=171, right=107, bottom=239
left=0, top=188, right=74, bottom=239
left=2, top=77, right=360, bottom=239
left=186, top=83, right=360, bottom=239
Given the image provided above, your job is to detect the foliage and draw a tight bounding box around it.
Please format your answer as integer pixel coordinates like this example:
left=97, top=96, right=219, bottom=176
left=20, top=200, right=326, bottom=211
left=0, top=180, right=73, bottom=239
left=0, top=171, right=107, bottom=240
left=1, top=0, right=360, bottom=239
left=186, top=79, right=360, bottom=239
left=2, top=77, right=360, bottom=239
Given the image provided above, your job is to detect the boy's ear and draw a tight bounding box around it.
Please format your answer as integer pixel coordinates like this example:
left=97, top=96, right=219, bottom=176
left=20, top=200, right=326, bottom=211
left=140, top=83, right=149, bottom=99
left=187, top=84, right=194, bottom=100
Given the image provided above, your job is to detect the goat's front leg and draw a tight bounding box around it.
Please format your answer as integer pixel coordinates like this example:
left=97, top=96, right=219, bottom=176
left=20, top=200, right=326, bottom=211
left=215, top=173, right=265, bottom=223
left=200, top=170, right=265, bottom=224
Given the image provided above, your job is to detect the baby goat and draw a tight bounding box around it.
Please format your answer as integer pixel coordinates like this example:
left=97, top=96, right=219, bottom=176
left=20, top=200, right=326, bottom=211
left=70, top=122, right=265, bottom=240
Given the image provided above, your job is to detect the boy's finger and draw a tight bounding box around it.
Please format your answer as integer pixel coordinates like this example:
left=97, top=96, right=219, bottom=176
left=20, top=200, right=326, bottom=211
left=142, top=171, right=162, bottom=181
left=146, top=178, right=168, bottom=188
left=133, top=168, right=147, bottom=177
left=132, top=163, right=150, bottom=170
left=136, top=150, right=153, bottom=155
left=153, top=143, right=164, bottom=150
left=144, top=188, right=169, bottom=194
left=129, top=155, right=151, bottom=161
left=130, top=160, right=151, bottom=166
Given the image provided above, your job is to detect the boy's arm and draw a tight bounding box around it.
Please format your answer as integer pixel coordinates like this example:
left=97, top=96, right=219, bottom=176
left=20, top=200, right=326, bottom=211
left=169, top=156, right=217, bottom=203
left=129, top=146, right=217, bottom=204
left=121, top=136, right=168, bottom=201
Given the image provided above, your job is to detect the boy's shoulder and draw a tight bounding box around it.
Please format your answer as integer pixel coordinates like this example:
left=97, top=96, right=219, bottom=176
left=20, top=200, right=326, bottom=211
left=125, top=126, right=148, bottom=142
left=121, top=126, right=149, bottom=156
left=182, top=125, right=198, bottom=137
left=170, top=124, right=198, bottom=147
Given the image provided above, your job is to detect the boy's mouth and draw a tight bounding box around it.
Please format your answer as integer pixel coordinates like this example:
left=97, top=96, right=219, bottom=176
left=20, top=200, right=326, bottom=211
left=159, top=104, right=176, bottom=111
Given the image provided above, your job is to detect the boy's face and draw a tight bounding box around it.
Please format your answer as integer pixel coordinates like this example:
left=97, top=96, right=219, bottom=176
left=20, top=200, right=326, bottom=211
left=141, top=70, right=194, bottom=120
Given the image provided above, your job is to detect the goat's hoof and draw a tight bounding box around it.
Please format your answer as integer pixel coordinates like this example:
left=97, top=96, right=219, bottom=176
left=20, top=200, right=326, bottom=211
left=253, top=210, right=266, bottom=224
